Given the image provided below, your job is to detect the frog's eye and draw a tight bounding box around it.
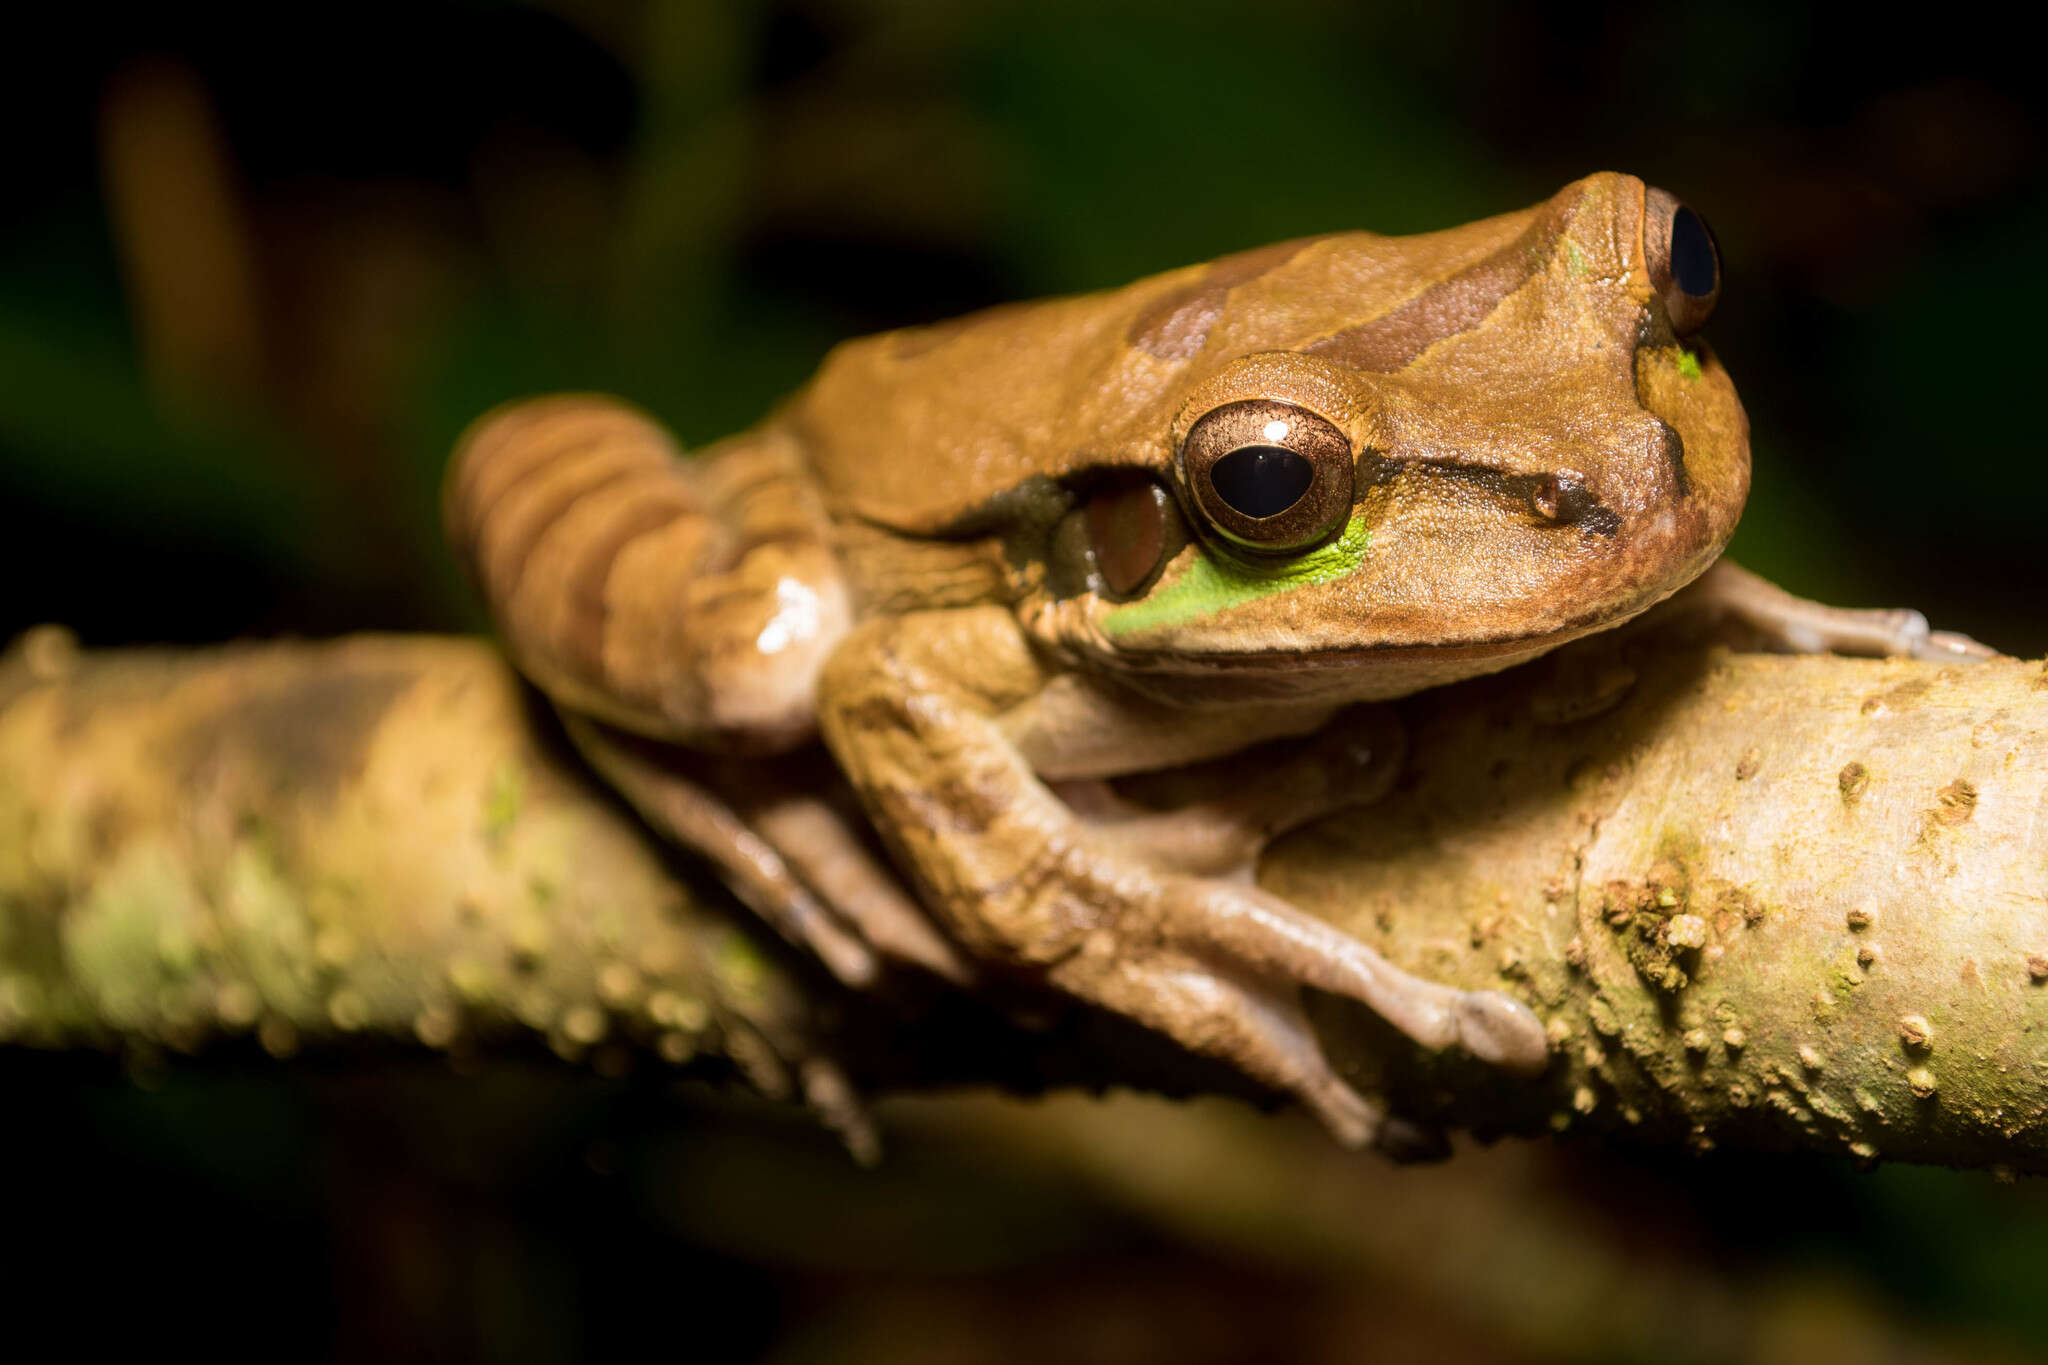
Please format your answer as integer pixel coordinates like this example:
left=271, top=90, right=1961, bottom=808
left=1643, top=187, right=1721, bottom=335
left=1181, top=399, right=1354, bottom=552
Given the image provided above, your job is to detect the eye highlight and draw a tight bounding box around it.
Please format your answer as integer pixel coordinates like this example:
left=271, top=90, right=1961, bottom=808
left=1181, top=399, right=1355, bottom=551
left=1643, top=186, right=1722, bottom=335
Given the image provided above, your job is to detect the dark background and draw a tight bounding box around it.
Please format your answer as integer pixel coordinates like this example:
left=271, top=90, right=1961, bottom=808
left=5, top=2, right=2046, bottom=1360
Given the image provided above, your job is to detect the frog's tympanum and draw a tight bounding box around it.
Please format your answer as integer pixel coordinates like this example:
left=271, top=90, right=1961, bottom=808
left=448, top=173, right=1984, bottom=1151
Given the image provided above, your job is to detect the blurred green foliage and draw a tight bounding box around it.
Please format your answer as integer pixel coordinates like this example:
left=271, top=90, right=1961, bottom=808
left=6, top=2, right=2048, bottom=1361
left=7, top=0, right=2045, bottom=651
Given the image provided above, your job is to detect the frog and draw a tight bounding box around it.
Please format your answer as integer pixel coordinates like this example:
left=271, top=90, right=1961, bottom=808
left=445, top=171, right=1987, bottom=1152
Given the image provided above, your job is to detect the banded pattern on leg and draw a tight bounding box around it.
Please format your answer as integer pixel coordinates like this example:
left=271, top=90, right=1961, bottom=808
left=445, top=395, right=851, bottom=749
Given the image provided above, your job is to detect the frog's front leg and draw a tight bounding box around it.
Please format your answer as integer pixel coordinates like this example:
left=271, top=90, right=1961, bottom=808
left=817, top=606, right=1550, bottom=1146
left=1664, top=559, right=1997, bottom=660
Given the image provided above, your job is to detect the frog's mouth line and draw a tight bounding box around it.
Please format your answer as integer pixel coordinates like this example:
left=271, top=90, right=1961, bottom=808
left=1095, top=602, right=1659, bottom=684
left=1083, top=624, right=1621, bottom=706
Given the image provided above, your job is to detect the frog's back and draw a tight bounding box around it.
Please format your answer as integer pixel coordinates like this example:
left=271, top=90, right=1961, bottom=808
left=783, top=281, right=1194, bottom=534
left=786, top=206, right=1540, bottom=535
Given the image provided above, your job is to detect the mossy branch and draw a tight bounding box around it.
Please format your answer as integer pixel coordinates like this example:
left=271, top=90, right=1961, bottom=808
left=0, top=632, right=822, bottom=1103
left=3, top=627, right=2045, bottom=1171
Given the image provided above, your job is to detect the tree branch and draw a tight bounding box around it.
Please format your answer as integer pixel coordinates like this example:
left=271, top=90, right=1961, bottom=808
left=4, top=626, right=2044, bottom=1170
left=0, top=631, right=821, bottom=1100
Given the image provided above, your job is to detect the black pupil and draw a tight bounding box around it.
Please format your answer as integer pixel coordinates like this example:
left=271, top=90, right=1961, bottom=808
left=1210, top=445, right=1313, bottom=519
left=1669, top=206, right=1717, bottom=298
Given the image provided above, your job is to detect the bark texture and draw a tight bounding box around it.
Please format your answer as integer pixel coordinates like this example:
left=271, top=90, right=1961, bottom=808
left=4, top=625, right=2045, bottom=1170
left=0, top=630, right=824, bottom=1110
left=1280, top=632, right=2048, bottom=1170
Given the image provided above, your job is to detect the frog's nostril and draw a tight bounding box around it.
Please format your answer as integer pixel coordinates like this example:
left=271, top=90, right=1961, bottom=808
left=1376, top=455, right=1619, bottom=535
left=1522, top=470, right=1615, bottom=532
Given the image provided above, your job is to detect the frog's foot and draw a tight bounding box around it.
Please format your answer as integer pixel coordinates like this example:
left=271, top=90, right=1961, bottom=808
left=1668, top=558, right=1999, bottom=661
left=1050, top=709, right=1548, bottom=1083
left=562, top=716, right=968, bottom=988
left=1050, top=706, right=1406, bottom=880
left=1033, top=816, right=1549, bottom=1100
left=1052, top=946, right=1396, bottom=1150
left=1139, top=873, right=1551, bottom=1075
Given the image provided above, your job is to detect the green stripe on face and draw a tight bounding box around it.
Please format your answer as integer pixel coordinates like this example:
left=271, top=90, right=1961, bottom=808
left=1101, top=516, right=1372, bottom=637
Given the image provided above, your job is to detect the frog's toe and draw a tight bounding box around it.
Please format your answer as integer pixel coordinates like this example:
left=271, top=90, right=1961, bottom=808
left=1919, top=629, right=2000, bottom=662
left=1310, top=1075, right=1385, bottom=1150
left=1837, top=611, right=2000, bottom=662
left=1454, top=991, right=1551, bottom=1075
left=1374, top=1115, right=1453, bottom=1164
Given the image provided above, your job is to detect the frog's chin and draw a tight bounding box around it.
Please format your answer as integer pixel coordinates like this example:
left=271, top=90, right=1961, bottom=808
left=1088, top=628, right=1594, bottom=705
left=1074, top=582, right=1684, bottom=704
left=1070, top=523, right=1718, bottom=700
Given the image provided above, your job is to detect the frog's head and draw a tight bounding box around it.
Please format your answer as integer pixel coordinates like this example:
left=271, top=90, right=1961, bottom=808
left=1037, top=171, right=1747, bottom=695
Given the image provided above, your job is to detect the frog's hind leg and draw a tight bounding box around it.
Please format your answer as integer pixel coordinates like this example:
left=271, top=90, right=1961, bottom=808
left=1662, top=558, right=1996, bottom=661
left=741, top=769, right=978, bottom=982
left=564, top=716, right=969, bottom=986
left=447, top=397, right=966, bottom=979
left=445, top=395, right=852, bottom=752
left=563, top=715, right=879, bottom=987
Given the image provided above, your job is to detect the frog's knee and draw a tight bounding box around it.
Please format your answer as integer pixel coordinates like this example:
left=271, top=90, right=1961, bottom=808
left=688, top=559, right=851, bottom=750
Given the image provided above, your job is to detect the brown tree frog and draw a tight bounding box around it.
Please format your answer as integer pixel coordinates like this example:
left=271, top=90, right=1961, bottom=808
left=446, top=172, right=1985, bottom=1150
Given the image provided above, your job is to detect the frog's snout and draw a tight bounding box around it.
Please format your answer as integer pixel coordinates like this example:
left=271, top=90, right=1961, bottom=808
left=1359, top=451, right=1623, bottom=538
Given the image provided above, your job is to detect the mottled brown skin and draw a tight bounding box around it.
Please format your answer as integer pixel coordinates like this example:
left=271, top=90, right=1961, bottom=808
left=445, top=172, right=1978, bottom=1149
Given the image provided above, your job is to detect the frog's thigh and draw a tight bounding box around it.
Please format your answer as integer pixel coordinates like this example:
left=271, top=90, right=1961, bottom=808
left=1051, top=946, right=1385, bottom=1149
left=447, top=396, right=850, bottom=749
left=1664, top=558, right=1995, bottom=661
